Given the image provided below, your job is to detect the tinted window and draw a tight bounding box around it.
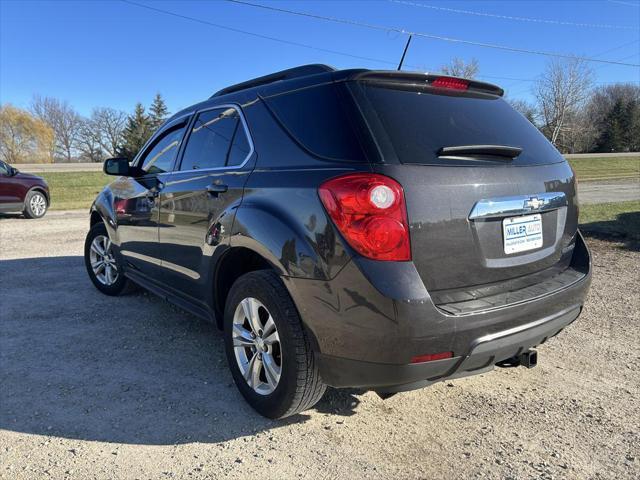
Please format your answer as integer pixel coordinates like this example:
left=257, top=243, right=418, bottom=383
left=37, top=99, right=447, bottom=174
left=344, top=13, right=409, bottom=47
left=139, top=126, right=186, bottom=174
left=264, top=83, right=366, bottom=162
left=180, top=107, right=249, bottom=170
left=355, top=83, right=563, bottom=166
left=0, top=161, right=9, bottom=175
left=228, top=120, right=251, bottom=166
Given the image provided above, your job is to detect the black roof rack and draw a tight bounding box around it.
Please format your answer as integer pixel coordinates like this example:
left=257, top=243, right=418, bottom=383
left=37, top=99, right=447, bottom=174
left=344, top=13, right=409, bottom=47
left=210, top=64, right=335, bottom=98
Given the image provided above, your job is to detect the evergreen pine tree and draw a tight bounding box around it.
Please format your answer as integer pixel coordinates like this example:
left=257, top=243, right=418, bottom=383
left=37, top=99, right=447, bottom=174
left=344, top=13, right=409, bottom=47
left=622, top=99, right=639, bottom=152
left=118, top=103, right=151, bottom=160
left=595, top=99, right=626, bottom=153
left=149, top=93, right=169, bottom=133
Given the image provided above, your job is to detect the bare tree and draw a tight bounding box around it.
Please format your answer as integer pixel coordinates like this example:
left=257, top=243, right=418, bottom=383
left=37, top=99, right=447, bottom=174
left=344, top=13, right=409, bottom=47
left=30, top=95, right=81, bottom=162
left=76, top=117, right=105, bottom=163
left=533, top=58, right=593, bottom=150
left=440, top=57, right=479, bottom=79
left=507, top=98, right=537, bottom=125
left=90, top=107, right=127, bottom=157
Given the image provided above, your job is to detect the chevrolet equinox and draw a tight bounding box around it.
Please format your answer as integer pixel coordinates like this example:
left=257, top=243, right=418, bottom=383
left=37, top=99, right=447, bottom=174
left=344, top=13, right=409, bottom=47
left=85, top=65, right=592, bottom=418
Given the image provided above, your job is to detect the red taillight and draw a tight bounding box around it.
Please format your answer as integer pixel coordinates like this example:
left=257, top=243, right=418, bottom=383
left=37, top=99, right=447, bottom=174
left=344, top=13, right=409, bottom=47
left=318, top=173, right=411, bottom=261
left=411, top=351, right=453, bottom=364
left=431, top=77, right=469, bottom=91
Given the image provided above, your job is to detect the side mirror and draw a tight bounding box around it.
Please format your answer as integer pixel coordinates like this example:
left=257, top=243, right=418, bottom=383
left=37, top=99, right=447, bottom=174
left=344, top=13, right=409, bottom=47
left=104, top=157, right=132, bottom=176
left=10, top=167, right=19, bottom=176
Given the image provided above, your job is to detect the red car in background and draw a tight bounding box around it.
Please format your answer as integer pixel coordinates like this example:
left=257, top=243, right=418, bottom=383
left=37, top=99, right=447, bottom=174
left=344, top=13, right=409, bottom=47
left=0, top=160, right=50, bottom=218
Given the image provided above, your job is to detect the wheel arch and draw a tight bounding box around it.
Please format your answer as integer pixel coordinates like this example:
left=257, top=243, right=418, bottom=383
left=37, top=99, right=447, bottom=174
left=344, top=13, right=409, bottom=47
left=213, top=246, right=274, bottom=329
left=90, top=190, right=118, bottom=241
left=26, top=186, right=50, bottom=206
left=213, top=245, right=322, bottom=355
left=90, top=209, right=103, bottom=227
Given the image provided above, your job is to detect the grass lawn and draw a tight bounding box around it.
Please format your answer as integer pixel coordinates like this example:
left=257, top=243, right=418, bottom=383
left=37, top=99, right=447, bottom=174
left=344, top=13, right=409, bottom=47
left=41, top=172, right=111, bottom=210
left=567, top=156, right=640, bottom=182
left=579, top=200, right=639, bottom=248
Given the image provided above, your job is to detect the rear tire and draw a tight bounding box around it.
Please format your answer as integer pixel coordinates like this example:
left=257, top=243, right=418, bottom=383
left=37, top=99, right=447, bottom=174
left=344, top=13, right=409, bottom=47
left=23, top=190, right=48, bottom=219
left=84, top=222, right=134, bottom=296
left=224, top=270, right=326, bottom=419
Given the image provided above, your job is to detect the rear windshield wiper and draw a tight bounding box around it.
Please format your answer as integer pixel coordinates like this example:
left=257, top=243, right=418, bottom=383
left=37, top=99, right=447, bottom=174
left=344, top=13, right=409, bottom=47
left=437, top=145, right=523, bottom=159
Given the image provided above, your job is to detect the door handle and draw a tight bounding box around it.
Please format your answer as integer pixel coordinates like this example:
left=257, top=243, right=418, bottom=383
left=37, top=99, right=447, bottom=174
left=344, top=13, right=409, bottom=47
left=207, top=183, right=228, bottom=196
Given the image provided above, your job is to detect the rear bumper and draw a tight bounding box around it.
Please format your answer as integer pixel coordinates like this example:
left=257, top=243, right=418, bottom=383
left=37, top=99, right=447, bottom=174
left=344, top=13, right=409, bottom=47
left=317, top=305, right=580, bottom=391
left=283, top=231, right=591, bottom=390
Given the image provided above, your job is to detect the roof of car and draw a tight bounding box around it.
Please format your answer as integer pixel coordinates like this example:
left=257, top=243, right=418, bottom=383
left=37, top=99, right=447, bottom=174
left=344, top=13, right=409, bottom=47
left=210, top=64, right=336, bottom=98
left=167, top=64, right=503, bottom=122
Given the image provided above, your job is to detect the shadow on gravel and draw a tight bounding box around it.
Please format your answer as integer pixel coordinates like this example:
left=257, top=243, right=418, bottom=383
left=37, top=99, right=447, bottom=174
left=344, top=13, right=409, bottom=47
left=0, top=256, right=358, bottom=446
left=581, top=211, right=640, bottom=251
left=0, top=213, right=25, bottom=220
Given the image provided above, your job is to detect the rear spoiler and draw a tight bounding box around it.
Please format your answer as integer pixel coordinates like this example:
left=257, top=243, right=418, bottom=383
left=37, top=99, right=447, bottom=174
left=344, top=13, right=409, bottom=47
left=347, top=71, right=504, bottom=97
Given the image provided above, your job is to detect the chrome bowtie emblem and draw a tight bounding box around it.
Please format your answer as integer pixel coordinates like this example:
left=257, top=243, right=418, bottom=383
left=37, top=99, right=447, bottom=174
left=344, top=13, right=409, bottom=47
left=524, top=197, right=545, bottom=210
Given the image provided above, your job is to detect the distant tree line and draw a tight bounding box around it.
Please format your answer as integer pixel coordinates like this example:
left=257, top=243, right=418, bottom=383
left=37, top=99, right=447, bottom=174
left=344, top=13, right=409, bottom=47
left=0, top=94, right=169, bottom=164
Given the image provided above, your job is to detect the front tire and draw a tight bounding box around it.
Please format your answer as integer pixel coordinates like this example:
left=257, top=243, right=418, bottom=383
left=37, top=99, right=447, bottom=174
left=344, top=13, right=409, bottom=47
left=224, top=270, right=326, bottom=419
left=84, top=222, right=133, bottom=296
left=23, top=190, right=48, bottom=219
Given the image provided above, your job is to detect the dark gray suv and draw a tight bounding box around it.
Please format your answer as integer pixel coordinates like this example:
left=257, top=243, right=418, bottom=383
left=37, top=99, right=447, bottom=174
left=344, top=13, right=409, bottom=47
left=85, top=65, right=591, bottom=418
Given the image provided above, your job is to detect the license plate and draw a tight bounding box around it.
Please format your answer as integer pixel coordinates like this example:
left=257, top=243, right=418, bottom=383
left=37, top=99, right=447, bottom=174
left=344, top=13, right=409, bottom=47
left=503, top=214, right=543, bottom=254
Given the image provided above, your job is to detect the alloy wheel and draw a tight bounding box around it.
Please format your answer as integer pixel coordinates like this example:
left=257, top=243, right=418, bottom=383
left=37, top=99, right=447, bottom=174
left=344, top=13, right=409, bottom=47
left=232, top=297, right=282, bottom=395
left=89, top=235, right=119, bottom=286
left=30, top=193, right=47, bottom=217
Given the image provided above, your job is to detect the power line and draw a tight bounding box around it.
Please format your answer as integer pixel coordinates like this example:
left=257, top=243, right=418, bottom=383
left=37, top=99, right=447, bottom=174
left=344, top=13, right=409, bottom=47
left=390, top=0, right=639, bottom=30
left=606, top=0, right=640, bottom=7
left=224, top=0, right=640, bottom=67
left=119, top=0, right=409, bottom=69
left=590, top=39, right=640, bottom=58
left=120, top=0, right=639, bottom=90
left=477, top=39, right=640, bottom=84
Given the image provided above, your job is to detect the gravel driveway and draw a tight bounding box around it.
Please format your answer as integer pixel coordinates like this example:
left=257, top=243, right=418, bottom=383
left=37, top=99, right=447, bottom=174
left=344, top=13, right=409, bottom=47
left=1, top=212, right=638, bottom=479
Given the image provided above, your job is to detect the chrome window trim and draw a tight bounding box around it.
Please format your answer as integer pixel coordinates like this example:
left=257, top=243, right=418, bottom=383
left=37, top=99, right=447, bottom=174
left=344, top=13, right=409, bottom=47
left=173, top=103, right=255, bottom=174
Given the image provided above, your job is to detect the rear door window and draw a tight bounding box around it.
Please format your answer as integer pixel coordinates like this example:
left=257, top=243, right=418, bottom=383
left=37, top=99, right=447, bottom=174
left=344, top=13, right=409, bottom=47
left=353, top=83, right=563, bottom=166
left=180, top=107, right=251, bottom=170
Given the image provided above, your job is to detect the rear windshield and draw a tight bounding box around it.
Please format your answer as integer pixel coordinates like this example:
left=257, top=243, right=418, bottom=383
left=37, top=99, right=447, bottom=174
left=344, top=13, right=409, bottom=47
left=263, top=83, right=367, bottom=162
left=352, top=83, right=564, bottom=166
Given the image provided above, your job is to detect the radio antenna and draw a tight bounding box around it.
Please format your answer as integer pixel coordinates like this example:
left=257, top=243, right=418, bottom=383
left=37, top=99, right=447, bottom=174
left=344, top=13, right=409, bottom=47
left=397, top=34, right=413, bottom=71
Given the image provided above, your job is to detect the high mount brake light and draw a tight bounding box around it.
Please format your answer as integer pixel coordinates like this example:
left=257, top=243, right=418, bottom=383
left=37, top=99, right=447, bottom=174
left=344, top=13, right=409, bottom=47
left=318, top=173, right=411, bottom=261
left=430, top=77, right=469, bottom=91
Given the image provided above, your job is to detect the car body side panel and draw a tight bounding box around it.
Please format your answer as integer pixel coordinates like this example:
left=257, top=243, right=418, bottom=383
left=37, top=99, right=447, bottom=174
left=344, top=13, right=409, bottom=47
left=0, top=170, right=49, bottom=209
left=107, top=173, right=169, bottom=277
left=157, top=168, right=250, bottom=302
left=230, top=97, right=366, bottom=280
left=234, top=168, right=356, bottom=281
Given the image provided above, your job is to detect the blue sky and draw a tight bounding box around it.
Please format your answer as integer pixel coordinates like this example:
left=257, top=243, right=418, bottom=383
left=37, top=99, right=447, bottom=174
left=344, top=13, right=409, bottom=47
left=1, top=0, right=639, bottom=117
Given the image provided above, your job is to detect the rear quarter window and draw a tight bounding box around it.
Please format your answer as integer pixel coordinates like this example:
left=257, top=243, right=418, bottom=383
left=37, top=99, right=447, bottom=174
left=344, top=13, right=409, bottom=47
left=263, top=83, right=366, bottom=162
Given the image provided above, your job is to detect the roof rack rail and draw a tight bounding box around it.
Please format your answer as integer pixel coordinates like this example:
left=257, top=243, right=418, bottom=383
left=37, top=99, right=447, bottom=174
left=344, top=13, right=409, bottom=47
left=210, top=64, right=335, bottom=98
